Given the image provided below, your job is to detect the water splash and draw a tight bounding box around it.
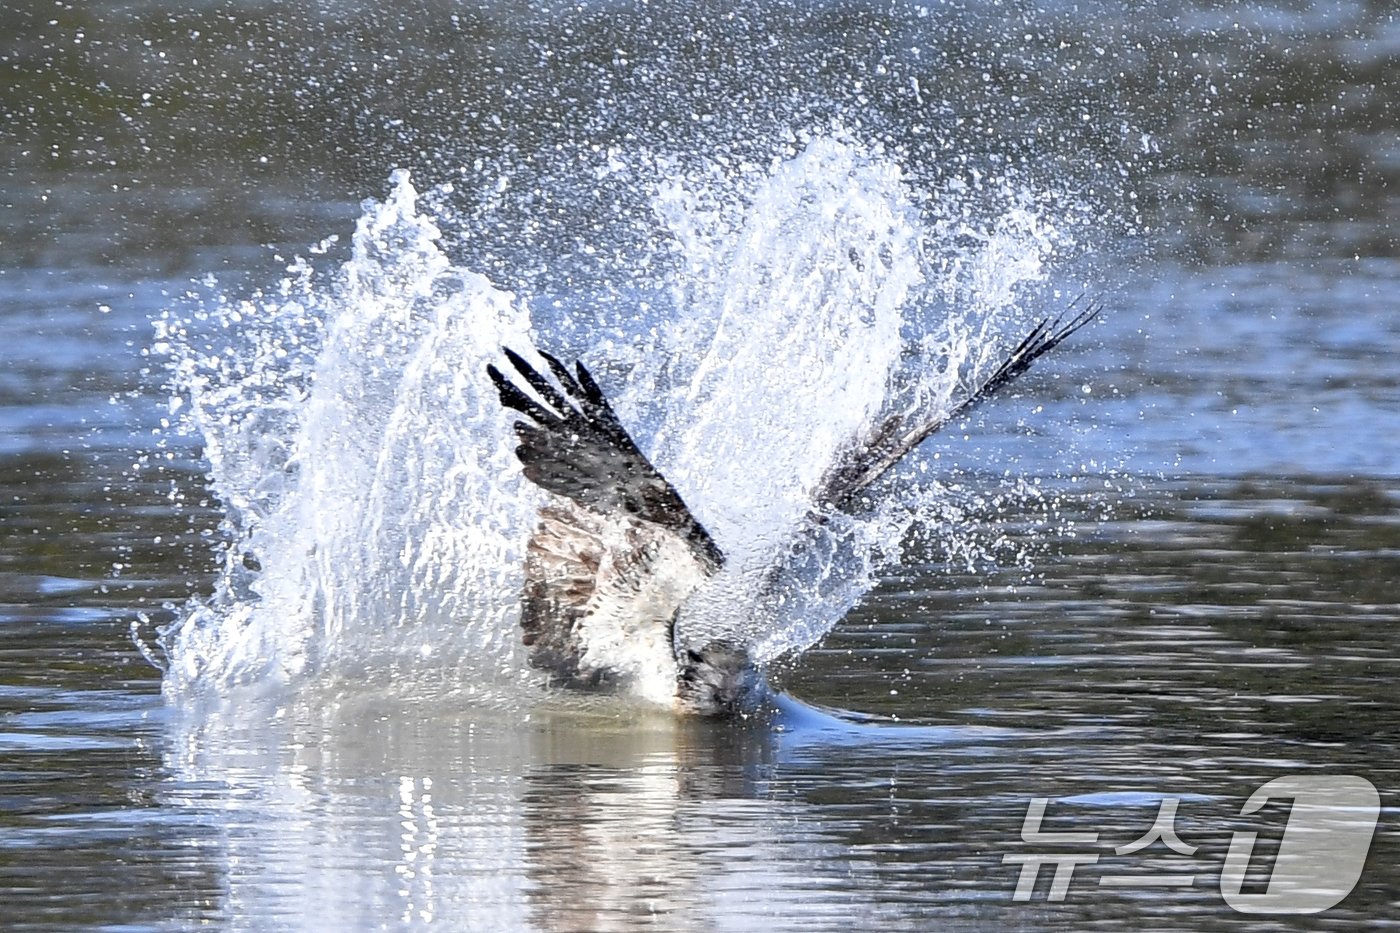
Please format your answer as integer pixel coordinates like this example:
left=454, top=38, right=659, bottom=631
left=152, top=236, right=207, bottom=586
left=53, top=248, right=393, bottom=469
left=155, top=132, right=1084, bottom=707
left=157, top=170, right=538, bottom=697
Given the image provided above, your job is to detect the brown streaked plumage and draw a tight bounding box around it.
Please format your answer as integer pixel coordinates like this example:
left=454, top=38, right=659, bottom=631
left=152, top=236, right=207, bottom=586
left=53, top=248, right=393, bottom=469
left=487, top=301, right=1100, bottom=716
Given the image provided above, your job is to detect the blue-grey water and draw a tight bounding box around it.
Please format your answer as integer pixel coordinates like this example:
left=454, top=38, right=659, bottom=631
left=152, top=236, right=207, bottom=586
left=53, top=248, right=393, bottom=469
left=3, top=1, right=1399, bottom=929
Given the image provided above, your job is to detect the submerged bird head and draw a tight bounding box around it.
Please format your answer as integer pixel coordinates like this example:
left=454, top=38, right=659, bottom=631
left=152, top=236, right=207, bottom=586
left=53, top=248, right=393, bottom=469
left=675, top=640, right=767, bottom=716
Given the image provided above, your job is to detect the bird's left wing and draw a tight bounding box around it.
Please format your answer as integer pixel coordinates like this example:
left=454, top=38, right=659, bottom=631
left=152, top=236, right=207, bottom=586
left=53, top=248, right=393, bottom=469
left=488, top=348, right=723, bottom=570
left=488, top=348, right=725, bottom=705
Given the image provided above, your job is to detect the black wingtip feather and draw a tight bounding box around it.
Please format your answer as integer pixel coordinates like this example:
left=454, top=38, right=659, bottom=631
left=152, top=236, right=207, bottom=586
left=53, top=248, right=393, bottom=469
left=537, top=349, right=583, bottom=397
left=573, top=360, right=609, bottom=408
left=487, top=343, right=726, bottom=572
left=815, top=298, right=1104, bottom=508
left=979, top=298, right=1102, bottom=399
left=502, top=347, right=574, bottom=417
left=488, top=362, right=557, bottom=425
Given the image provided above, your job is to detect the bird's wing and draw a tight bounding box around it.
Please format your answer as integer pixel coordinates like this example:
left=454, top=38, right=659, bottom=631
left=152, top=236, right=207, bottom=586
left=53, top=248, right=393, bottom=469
left=488, top=348, right=723, bottom=704
left=488, top=348, right=723, bottom=569
left=813, top=300, right=1101, bottom=510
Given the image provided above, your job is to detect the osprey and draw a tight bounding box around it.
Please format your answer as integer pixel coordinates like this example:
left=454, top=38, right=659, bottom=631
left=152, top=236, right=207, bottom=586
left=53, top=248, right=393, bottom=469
left=487, top=305, right=1098, bottom=716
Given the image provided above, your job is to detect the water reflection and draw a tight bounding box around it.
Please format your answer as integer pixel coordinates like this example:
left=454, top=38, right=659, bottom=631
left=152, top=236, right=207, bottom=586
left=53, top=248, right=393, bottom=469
left=160, top=692, right=839, bottom=929
left=151, top=663, right=1399, bottom=929
left=5, top=406, right=1400, bottom=928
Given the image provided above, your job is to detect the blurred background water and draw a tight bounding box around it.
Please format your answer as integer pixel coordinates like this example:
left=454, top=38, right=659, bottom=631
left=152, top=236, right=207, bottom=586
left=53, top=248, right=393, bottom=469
left=2, top=1, right=1399, bottom=929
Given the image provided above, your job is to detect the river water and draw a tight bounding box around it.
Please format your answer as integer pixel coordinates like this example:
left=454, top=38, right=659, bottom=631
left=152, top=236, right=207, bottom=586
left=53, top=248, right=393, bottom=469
left=3, top=1, right=1399, bottom=929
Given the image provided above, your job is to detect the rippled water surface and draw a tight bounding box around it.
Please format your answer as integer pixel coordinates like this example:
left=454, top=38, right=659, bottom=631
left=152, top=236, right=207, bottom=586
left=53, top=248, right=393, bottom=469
left=4, top=1, right=1399, bottom=929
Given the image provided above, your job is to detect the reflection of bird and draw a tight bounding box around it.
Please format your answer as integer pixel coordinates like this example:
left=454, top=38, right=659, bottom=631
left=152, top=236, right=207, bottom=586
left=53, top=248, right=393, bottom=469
left=487, top=304, right=1099, bottom=716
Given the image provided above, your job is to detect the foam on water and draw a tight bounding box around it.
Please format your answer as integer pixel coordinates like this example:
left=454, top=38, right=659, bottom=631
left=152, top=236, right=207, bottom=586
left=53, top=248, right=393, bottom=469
left=154, top=132, right=1080, bottom=708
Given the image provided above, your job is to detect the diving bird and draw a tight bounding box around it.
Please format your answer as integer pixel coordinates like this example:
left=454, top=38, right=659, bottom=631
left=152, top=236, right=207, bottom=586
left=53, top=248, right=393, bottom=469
left=486, top=304, right=1099, bottom=716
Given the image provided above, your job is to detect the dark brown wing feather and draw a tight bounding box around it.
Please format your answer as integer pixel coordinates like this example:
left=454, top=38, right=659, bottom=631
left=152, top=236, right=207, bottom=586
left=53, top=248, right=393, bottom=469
left=489, top=347, right=725, bottom=704
left=815, top=300, right=1101, bottom=510
left=488, top=348, right=723, bottom=571
left=519, top=502, right=605, bottom=685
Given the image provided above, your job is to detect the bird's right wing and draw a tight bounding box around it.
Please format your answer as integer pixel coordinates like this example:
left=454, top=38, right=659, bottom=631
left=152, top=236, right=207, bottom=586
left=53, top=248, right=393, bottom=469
left=813, top=301, right=1101, bottom=510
